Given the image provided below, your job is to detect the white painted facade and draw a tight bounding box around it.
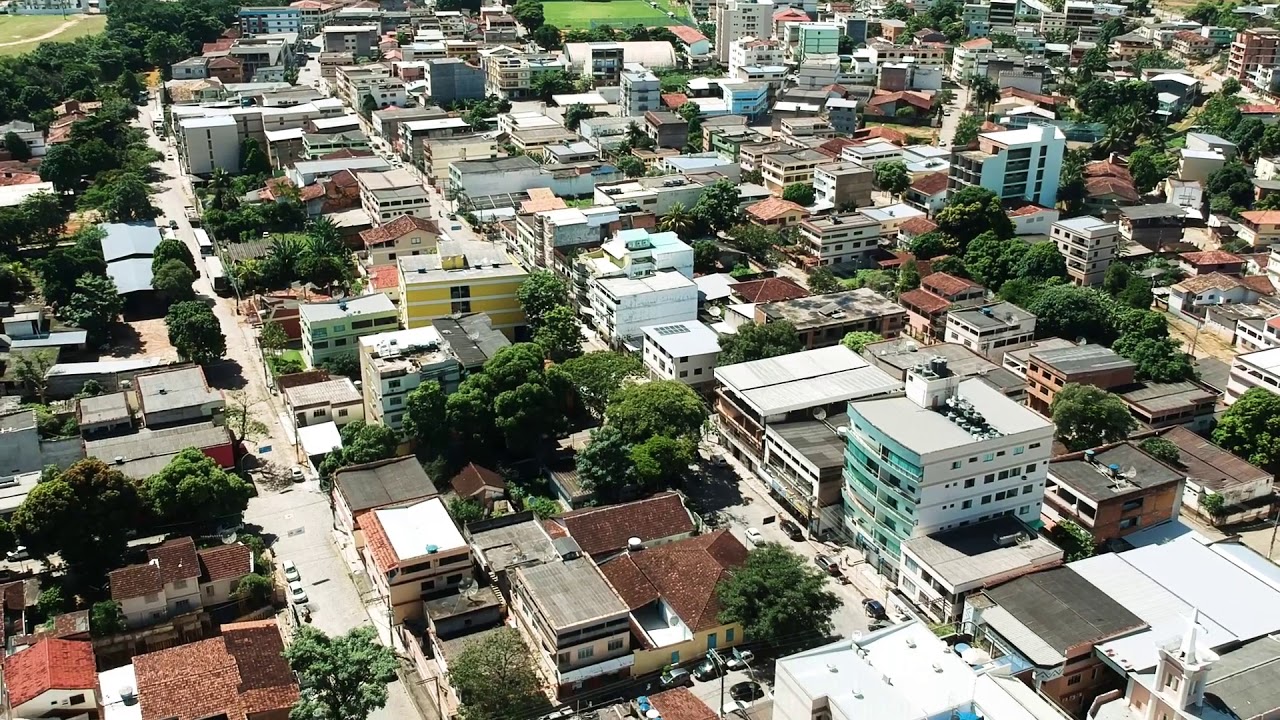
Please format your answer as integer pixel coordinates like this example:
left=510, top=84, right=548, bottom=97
left=590, top=271, right=699, bottom=347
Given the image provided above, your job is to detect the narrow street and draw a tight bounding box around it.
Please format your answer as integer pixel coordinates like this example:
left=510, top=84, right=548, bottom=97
left=937, top=85, right=971, bottom=147
left=140, top=101, right=426, bottom=720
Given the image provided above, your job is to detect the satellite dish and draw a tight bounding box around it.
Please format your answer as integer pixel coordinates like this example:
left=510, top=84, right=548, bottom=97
left=812, top=407, right=828, bottom=421
left=221, top=532, right=238, bottom=545
left=1122, top=466, right=1139, bottom=479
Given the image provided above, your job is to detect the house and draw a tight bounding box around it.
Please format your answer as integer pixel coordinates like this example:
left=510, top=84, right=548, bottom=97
left=640, top=320, right=721, bottom=393
left=130, top=620, right=299, bottom=720
left=108, top=537, right=203, bottom=629
left=756, top=289, right=907, bottom=348
left=100, top=222, right=163, bottom=295
left=1025, top=343, right=1136, bottom=415
left=599, top=530, right=748, bottom=674
left=196, top=543, right=254, bottom=607
left=1169, top=273, right=1273, bottom=321
left=550, top=492, right=697, bottom=561
left=135, top=366, right=224, bottom=429
left=905, top=171, right=949, bottom=215
left=331, top=455, right=438, bottom=547
left=795, top=213, right=882, bottom=268
left=1239, top=209, right=1280, bottom=247
left=282, top=376, right=363, bottom=429
left=77, top=391, right=132, bottom=436
left=1117, top=381, right=1217, bottom=432
left=358, top=214, right=441, bottom=266
left=1179, top=249, right=1244, bottom=276
left=589, top=271, right=699, bottom=350
left=944, top=302, right=1037, bottom=357
left=1160, top=425, right=1273, bottom=526
left=361, top=496, right=470, bottom=622
left=1226, top=346, right=1280, bottom=404
left=729, top=276, right=809, bottom=304
left=1119, top=203, right=1187, bottom=251
left=3, top=639, right=98, bottom=720
left=898, top=272, right=986, bottom=341
left=448, top=462, right=505, bottom=509
left=745, top=197, right=810, bottom=228
left=84, top=423, right=235, bottom=479
left=1045, top=442, right=1185, bottom=542
left=299, top=293, right=399, bottom=367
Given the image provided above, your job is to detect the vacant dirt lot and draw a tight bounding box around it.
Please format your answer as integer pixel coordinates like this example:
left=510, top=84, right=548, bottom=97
left=107, top=317, right=180, bottom=361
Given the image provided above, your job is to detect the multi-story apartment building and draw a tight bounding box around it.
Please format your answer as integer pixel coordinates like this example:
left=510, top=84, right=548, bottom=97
left=573, top=42, right=627, bottom=86
left=1226, top=346, right=1280, bottom=404
left=640, top=320, right=721, bottom=393
left=729, top=37, right=785, bottom=78
left=1025, top=343, right=1136, bottom=415
left=481, top=49, right=572, bottom=99
left=756, top=289, right=907, bottom=348
left=620, top=65, right=660, bottom=117
left=299, top=294, right=399, bottom=367
left=399, top=240, right=528, bottom=337
left=177, top=115, right=240, bottom=175
left=948, top=125, right=1066, bottom=209
left=291, top=0, right=341, bottom=34
left=361, top=497, right=471, bottom=623
left=716, top=0, right=774, bottom=64
left=424, top=58, right=485, bottom=106
left=334, top=64, right=408, bottom=110
left=796, top=213, right=882, bottom=267
left=395, top=116, right=471, bottom=163
left=358, top=326, right=463, bottom=430
left=944, top=302, right=1037, bottom=357
left=1238, top=209, right=1280, bottom=248
left=760, top=148, right=830, bottom=194
left=514, top=203, right=619, bottom=275
left=239, top=6, right=303, bottom=35
left=357, top=168, right=430, bottom=225
left=574, top=228, right=693, bottom=290
left=794, top=23, right=841, bottom=62
left=589, top=271, right=699, bottom=349
left=843, top=360, right=1055, bottom=577
left=1043, top=442, right=1185, bottom=542
left=322, top=24, right=379, bottom=58
left=1051, top=215, right=1119, bottom=286
left=1228, top=28, right=1280, bottom=90
left=813, top=161, right=875, bottom=209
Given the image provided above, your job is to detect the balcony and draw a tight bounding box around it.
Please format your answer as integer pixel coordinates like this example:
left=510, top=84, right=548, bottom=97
left=557, top=653, right=635, bottom=685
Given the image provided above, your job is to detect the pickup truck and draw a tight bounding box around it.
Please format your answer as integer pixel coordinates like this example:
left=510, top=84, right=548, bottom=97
left=184, top=206, right=201, bottom=227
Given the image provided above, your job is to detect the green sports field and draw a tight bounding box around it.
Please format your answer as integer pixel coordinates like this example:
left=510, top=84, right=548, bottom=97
left=0, top=14, right=106, bottom=56
left=541, top=0, right=674, bottom=28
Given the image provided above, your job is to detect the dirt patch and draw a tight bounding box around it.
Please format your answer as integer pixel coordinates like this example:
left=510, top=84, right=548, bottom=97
left=106, top=318, right=179, bottom=361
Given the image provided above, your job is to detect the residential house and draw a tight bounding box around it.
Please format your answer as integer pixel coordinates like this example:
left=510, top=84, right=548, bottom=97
left=640, top=320, right=721, bottom=392
left=358, top=214, right=440, bottom=266
left=905, top=172, right=950, bottom=215
left=282, top=376, right=363, bottom=429
left=1043, top=442, right=1185, bottom=542
left=1117, top=381, right=1218, bottom=432
left=361, top=496, right=470, bottom=622
left=1179, top=249, right=1245, bottom=276
left=299, top=294, right=399, bottom=367
left=108, top=537, right=203, bottom=628
left=331, top=455, right=438, bottom=547
left=1024, top=343, right=1136, bottom=415
left=899, top=273, right=987, bottom=341
left=756, top=289, right=908, bottom=349
left=746, top=197, right=810, bottom=229
left=1169, top=273, right=1273, bottom=321
left=448, top=463, right=506, bottom=510
left=196, top=543, right=255, bottom=607
left=944, top=302, right=1037, bottom=357
left=3, top=639, right=98, bottom=720
left=135, top=366, right=224, bottom=429
left=1160, top=425, right=1273, bottom=526
left=1119, top=203, right=1187, bottom=251
left=1239, top=209, right=1280, bottom=247
left=795, top=212, right=882, bottom=268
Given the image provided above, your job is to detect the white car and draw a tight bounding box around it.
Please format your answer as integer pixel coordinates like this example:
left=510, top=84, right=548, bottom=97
left=288, top=581, right=308, bottom=604
left=745, top=528, right=764, bottom=545
left=282, top=560, right=300, bottom=583
left=6, top=546, right=29, bottom=562
left=722, top=700, right=749, bottom=716
left=726, top=649, right=755, bottom=670
left=290, top=467, right=305, bottom=482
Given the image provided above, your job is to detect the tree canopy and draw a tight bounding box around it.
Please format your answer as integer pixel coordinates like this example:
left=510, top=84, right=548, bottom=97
left=606, top=380, right=707, bottom=444
left=318, top=421, right=400, bottom=478
left=515, top=270, right=569, bottom=329
left=143, top=448, right=253, bottom=529
left=716, top=543, right=842, bottom=646
left=448, top=627, right=549, bottom=720
left=935, top=187, right=1014, bottom=249
left=1051, top=384, right=1137, bottom=451
left=557, top=351, right=644, bottom=417
left=718, top=320, right=803, bottom=365
left=284, top=626, right=398, bottom=720
left=1212, top=387, right=1280, bottom=472
left=165, top=301, right=226, bottom=364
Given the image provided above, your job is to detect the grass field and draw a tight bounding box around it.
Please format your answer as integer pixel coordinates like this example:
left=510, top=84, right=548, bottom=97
left=542, top=0, right=673, bottom=28
left=0, top=14, right=107, bottom=56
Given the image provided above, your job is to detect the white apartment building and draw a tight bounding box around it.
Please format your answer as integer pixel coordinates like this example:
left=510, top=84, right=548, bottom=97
left=715, top=0, right=775, bottom=64
left=177, top=115, right=240, bottom=175
left=620, top=65, right=660, bottom=117
left=1226, top=346, right=1280, bottom=404
left=515, top=204, right=619, bottom=274
left=796, top=213, right=882, bottom=266
left=575, top=228, right=694, bottom=285
left=334, top=64, right=408, bottom=110
left=945, top=302, right=1037, bottom=356
left=1051, top=215, right=1119, bottom=287
left=729, top=37, right=785, bottom=77
left=640, top=320, right=720, bottom=390
left=840, top=140, right=903, bottom=167
left=357, top=168, right=431, bottom=224
left=948, top=125, right=1066, bottom=209
left=358, top=326, right=464, bottom=431
left=844, top=360, right=1055, bottom=576
left=589, top=270, right=699, bottom=349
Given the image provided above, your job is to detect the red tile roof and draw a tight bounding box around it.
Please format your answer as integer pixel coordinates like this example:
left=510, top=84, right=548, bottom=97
left=109, top=562, right=163, bottom=601
left=817, top=137, right=859, bottom=159
left=450, top=462, right=506, bottom=498
left=600, top=530, right=747, bottom=632
left=773, top=7, right=809, bottom=19
left=318, top=148, right=374, bottom=160
left=148, top=537, right=201, bottom=584
left=1173, top=30, right=1207, bottom=42
left=922, top=272, right=979, bottom=297
left=360, top=511, right=398, bottom=574
left=668, top=25, right=708, bottom=45
left=202, top=39, right=234, bottom=53
left=359, top=214, right=440, bottom=248
left=661, top=92, right=689, bottom=110
left=1009, top=204, right=1049, bottom=217
left=330, top=169, right=359, bottom=188
left=3, top=639, right=97, bottom=709
left=1085, top=177, right=1141, bottom=203
left=197, top=543, right=254, bottom=583
left=1241, top=210, right=1280, bottom=225
left=911, top=171, right=949, bottom=196
left=899, top=216, right=938, bottom=236
left=747, top=197, right=809, bottom=221
left=1241, top=104, right=1280, bottom=114
left=866, top=91, right=933, bottom=111
left=1085, top=159, right=1134, bottom=182
left=1267, top=315, right=1280, bottom=331
left=898, top=287, right=951, bottom=315
left=649, top=688, right=718, bottom=720
left=134, top=620, right=298, bottom=720
left=557, top=492, right=695, bottom=557
left=731, top=276, right=809, bottom=303
left=368, top=264, right=399, bottom=291
left=1180, top=250, right=1243, bottom=266
left=961, top=37, right=993, bottom=49
left=1243, top=275, right=1276, bottom=294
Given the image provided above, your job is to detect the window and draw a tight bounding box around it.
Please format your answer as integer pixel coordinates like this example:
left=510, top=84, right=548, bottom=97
left=608, top=638, right=624, bottom=651
left=964, top=478, right=975, bottom=488
left=578, top=647, right=594, bottom=660
left=1119, top=517, right=1139, bottom=529
left=451, top=301, right=471, bottom=313
left=451, top=285, right=471, bottom=299
left=338, top=409, right=348, bottom=417
left=952, top=461, right=962, bottom=469
left=1014, top=446, right=1025, bottom=455
left=1022, top=484, right=1033, bottom=495
left=962, top=499, right=972, bottom=509
left=983, top=453, right=995, bottom=462
left=420, top=580, right=435, bottom=591
left=335, top=338, right=347, bottom=346
left=984, top=474, right=995, bottom=484
left=1067, top=674, right=1082, bottom=686
left=174, top=578, right=187, bottom=589
left=726, top=628, right=735, bottom=642
left=389, top=379, right=402, bottom=389
left=67, top=694, right=86, bottom=705
left=560, top=651, right=571, bottom=664
left=1019, top=505, right=1030, bottom=515
left=671, top=650, right=680, bottom=664
left=312, top=409, right=326, bottom=417
left=679, top=370, right=689, bottom=378
left=1025, top=464, right=1036, bottom=474
left=1122, top=498, right=1144, bottom=512
left=981, top=494, right=992, bottom=505
left=390, top=397, right=403, bottom=406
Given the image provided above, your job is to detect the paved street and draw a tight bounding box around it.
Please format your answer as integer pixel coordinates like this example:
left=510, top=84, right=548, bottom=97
left=140, top=102, right=424, bottom=720
left=937, top=84, right=971, bottom=147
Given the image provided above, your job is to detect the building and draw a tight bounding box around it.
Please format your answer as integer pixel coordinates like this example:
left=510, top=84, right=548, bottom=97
left=3, top=639, right=98, bottom=720
left=1119, top=203, right=1187, bottom=251
left=640, top=320, right=721, bottom=392
left=84, top=423, right=235, bottom=479
left=553, top=492, right=697, bottom=561
left=1044, top=442, right=1185, bottom=542
left=1117, top=381, right=1218, bottom=432
left=135, top=366, right=224, bottom=428
left=361, top=496, right=470, bottom=622
left=713, top=345, right=901, bottom=470
left=1161, top=425, right=1273, bottom=526
left=424, top=58, right=484, bottom=106
left=131, top=620, right=299, bottom=720
left=358, top=326, right=463, bottom=431
left=0, top=120, right=44, bottom=158
left=898, top=273, right=987, bottom=341
left=589, top=270, right=699, bottom=349
left=448, top=462, right=506, bottom=509
left=1226, top=345, right=1280, bottom=404
left=844, top=363, right=1054, bottom=576
left=1025, top=343, right=1136, bottom=415
left=107, top=537, right=204, bottom=628
left=755, top=289, right=908, bottom=349
left=1228, top=28, right=1280, bottom=91
left=358, top=168, right=430, bottom=224
left=299, top=294, right=399, bottom=367
left=334, top=64, right=408, bottom=110
left=760, top=147, right=830, bottom=195
left=322, top=24, right=380, bottom=58
left=177, top=115, right=239, bottom=175
left=510, top=554, right=634, bottom=699
left=948, top=125, right=1066, bottom=208
left=598, top=530, right=747, bottom=675
left=283, top=376, right=363, bottom=429
left=330, top=455, right=438, bottom=543
left=944, top=302, right=1037, bottom=357
left=1052, top=215, right=1120, bottom=286
left=813, top=162, right=876, bottom=210
left=715, top=1, right=774, bottom=64
left=359, top=214, right=441, bottom=266
left=620, top=66, right=661, bottom=117
left=795, top=212, right=882, bottom=268
left=745, top=197, right=810, bottom=229
left=1239, top=209, right=1280, bottom=247
left=239, top=6, right=304, bottom=35
left=398, top=240, right=528, bottom=338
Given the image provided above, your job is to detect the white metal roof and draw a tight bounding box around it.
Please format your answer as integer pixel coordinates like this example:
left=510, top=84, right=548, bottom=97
left=714, top=345, right=901, bottom=416
left=641, top=321, right=721, bottom=357
left=374, top=496, right=466, bottom=562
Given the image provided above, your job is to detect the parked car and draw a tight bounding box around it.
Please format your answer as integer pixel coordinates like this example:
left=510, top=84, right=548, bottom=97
left=725, top=650, right=754, bottom=671
left=290, top=467, right=305, bottom=482
left=779, top=519, right=803, bottom=541
left=722, top=700, right=749, bottom=716
left=288, top=581, right=309, bottom=604
left=659, top=668, right=692, bottom=689
left=862, top=598, right=888, bottom=620
left=693, top=658, right=724, bottom=681
left=814, top=553, right=841, bottom=576
left=730, top=681, right=765, bottom=702
left=6, top=547, right=29, bottom=562
left=710, top=453, right=728, bottom=467
left=282, top=560, right=300, bottom=583
left=744, top=528, right=764, bottom=545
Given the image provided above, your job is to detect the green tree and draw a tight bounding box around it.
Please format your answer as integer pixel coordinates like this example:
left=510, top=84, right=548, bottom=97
left=402, top=381, right=448, bottom=460
left=693, top=239, right=719, bottom=273
left=81, top=171, right=157, bottom=222
left=657, top=201, right=696, bottom=235
left=932, top=255, right=968, bottom=277
left=530, top=23, right=562, bottom=50
left=1103, top=262, right=1134, bottom=296
left=716, top=543, right=842, bottom=645
left=448, top=627, right=549, bottom=720
left=631, top=435, right=696, bottom=493
left=512, top=0, right=545, bottom=29
left=897, top=259, right=921, bottom=293
left=152, top=258, right=196, bottom=301
left=963, top=231, right=1028, bottom=289
left=1127, top=147, right=1177, bottom=194
left=1051, top=383, right=1137, bottom=451
left=12, top=459, right=140, bottom=577
left=361, top=94, right=379, bottom=118
left=606, top=380, right=707, bottom=443
left=143, top=448, right=253, bottom=528
left=37, top=586, right=65, bottom=617
left=152, top=237, right=196, bottom=274
left=1139, top=436, right=1181, bottom=466
left=319, top=421, right=401, bottom=478
left=284, top=625, right=399, bottom=720
left=576, top=425, right=635, bottom=501
left=39, top=144, right=84, bottom=194
left=89, top=600, right=126, bottom=637
left=530, top=69, right=576, bottom=101
left=1212, top=387, right=1280, bottom=472
left=936, top=186, right=1014, bottom=247
left=447, top=496, right=486, bottom=525
left=11, top=348, right=57, bottom=404
left=782, top=183, right=816, bottom=206
left=260, top=320, right=288, bottom=354
left=563, top=103, right=593, bottom=132
left=911, top=231, right=959, bottom=260
left=718, top=320, right=803, bottom=365
left=224, top=390, right=269, bottom=446
left=318, top=354, right=360, bottom=379
left=1113, top=335, right=1195, bottom=382
left=692, top=178, right=743, bottom=233
left=807, top=267, right=840, bottom=293
left=1027, top=284, right=1117, bottom=343
left=4, top=131, right=30, bottom=162
left=1048, top=519, right=1096, bottom=561
left=236, top=574, right=274, bottom=606
left=446, top=344, right=567, bottom=457
left=1200, top=491, right=1226, bottom=517
left=874, top=160, right=911, bottom=195
left=953, top=113, right=982, bottom=146
left=533, top=305, right=583, bottom=362
left=165, top=300, right=226, bottom=364
left=841, top=331, right=883, bottom=353
left=843, top=269, right=896, bottom=293
left=558, top=351, right=644, bottom=417
left=616, top=154, right=645, bottom=178
left=241, top=137, right=270, bottom=176
left=1017, top=241, right=1067, bottom=283
left=516, top=270, right=569, bottom=329
left=62, top=273, right=124, bottom=345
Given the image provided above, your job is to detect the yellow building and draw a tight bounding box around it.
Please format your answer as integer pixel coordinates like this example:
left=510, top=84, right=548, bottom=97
left=398, top=239, right=528, bottom=337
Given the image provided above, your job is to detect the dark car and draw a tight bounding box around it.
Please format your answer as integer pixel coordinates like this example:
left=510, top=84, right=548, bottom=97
left=730, top=681, right=765, bottom=702
left=693, top=658, right=724, bottom=682
left=779, top=519, right=804, bottom=541
left=862, top=598, right=888, bottom=620
left=660, top=668, right=692, bottom=689
left=814, top=553, right=841, bottom=576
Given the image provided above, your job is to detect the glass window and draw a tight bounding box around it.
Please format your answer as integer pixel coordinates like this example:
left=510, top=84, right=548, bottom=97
left=952, top=461, right=962, bottom=469
left=964, top=478, right=975, bottom=488
left=578, top=647, right=594, bottom=660
left=1014, top=446, right=1025, bottom=455
left=981, top=495, right=992, bottom=505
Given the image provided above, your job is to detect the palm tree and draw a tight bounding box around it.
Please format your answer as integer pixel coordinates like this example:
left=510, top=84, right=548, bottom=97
left=264, top=235, right=303, bottom=286
left=967, top=74, right=999, bottom=112
left=207, top=169, right=233, bottom=211
left=307, top=217, right=341, bottom=246
left=658, top=202, right=695, bottom=235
